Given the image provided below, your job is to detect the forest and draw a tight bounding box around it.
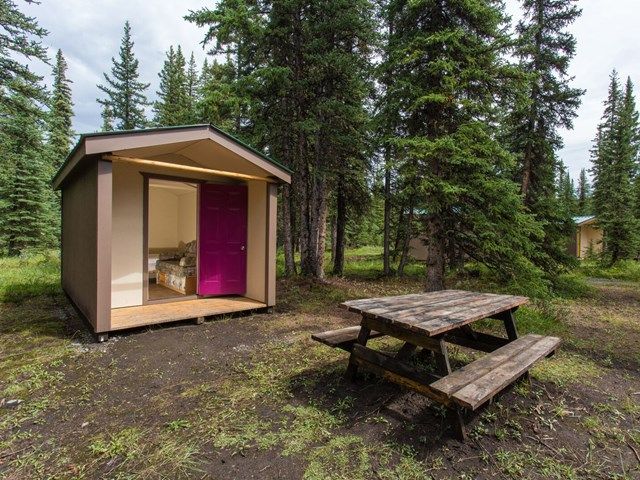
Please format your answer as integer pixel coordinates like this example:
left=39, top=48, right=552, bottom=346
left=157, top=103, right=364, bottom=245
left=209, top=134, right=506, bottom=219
left=1, top=0, right=640, bottom=292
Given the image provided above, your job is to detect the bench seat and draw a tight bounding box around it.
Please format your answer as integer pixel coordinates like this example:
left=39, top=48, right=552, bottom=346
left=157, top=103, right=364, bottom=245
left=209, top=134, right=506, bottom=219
left=430, top=333, right=561, bottom=410
left=312, top=326, right=384, bottom=351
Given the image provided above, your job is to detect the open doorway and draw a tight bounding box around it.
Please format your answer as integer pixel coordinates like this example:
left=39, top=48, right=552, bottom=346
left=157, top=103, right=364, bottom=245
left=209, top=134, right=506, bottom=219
left=146, top=178, right=198, bottom=302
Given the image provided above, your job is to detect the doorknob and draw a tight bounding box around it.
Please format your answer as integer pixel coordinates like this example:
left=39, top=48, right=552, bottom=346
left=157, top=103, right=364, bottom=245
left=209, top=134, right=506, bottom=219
left=241, top=245, right=246, bottom=251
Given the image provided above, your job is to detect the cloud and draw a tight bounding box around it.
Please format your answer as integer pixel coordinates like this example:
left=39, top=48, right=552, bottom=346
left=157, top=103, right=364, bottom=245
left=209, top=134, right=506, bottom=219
left=21, top=0, right=640, bottom=180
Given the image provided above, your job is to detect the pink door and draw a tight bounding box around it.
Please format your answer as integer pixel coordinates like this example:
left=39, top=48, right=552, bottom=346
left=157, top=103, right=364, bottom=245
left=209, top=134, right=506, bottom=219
left=198, top=183, right=248, bottom=295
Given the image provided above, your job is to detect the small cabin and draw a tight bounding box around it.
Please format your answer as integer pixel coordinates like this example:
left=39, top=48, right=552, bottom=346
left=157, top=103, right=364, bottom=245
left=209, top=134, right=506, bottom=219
left=52, top=125, right=291, bottom=341
left=571, top=215, right=603, bottom=259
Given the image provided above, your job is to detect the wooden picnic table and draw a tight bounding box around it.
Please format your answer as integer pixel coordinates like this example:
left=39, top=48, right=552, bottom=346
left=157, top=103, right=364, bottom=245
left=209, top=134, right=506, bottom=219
left=312, top=289, right=561, bottom=440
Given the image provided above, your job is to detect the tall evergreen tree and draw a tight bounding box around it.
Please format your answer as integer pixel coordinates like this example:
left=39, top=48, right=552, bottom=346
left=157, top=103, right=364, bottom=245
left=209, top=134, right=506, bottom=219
left=154, top=45, right=188, bottom=126
left=97, top=21, right=150, bottom=130
left=0, top=91, right=53, bottom=255
left=47, top=49, right=74, bottom=170
left=576, top=168, right=591, bottom=214
left=100, top=104, right=115, bottom=132
left=197, top=57, right=243, bottom=133
left=0, top=0, right=52, bottom=254
left=0, top=0, right=49, bottom=111
left=387, top=0, right=544, bottom=290
left=591, top=72, right=640, bottom=263
left=507, top=0, right=583, bottom=273
left=556, top=164, right=577, bottom=216
left=185, top=52, right=200, bottom=123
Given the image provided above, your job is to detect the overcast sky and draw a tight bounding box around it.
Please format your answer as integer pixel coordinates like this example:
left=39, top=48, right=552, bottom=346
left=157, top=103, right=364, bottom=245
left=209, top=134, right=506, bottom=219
left=22, top=0, right=640, bottom=180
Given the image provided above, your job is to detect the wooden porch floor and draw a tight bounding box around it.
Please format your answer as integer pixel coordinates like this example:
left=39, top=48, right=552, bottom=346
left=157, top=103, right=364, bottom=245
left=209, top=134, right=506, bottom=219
left=110, top=296, right=267, bottom=331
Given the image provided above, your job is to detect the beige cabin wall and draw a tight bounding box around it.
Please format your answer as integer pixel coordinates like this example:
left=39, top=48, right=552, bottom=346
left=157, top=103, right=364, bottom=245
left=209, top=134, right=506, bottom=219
left=177, top=191, right=197, bottom=244
left=148, top=188, right=179, bottom=248
left=246, top=180, right=267, bottom=304
left=578, top=223, right=603, bottom=258
left=111, top=163, right=144, bottom=308
left=61, top=160, right=99, bottom=328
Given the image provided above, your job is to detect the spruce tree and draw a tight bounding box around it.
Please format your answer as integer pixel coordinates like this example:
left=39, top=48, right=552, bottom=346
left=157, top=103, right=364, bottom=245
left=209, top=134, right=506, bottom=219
left=556, top=165, right=577, bottom=216
left=591, top=73, right=640, bottom=263
left=47, top=49, right=74, bottom=170
left=0, top=90, right=53, bottom=255
left=154, top=45, right=188, bottom=126
left=100, top=104, right=115, bottom=131
left=507, top=0, right=583, bottom=273
left=97, top=21, right=150, bottom=130
left=576, top=168, right=591, bottom=215
left=185, top=53, right=200, bottom=123
left=387, top=0, right=544, bottom=291
left=197, top=57, right=243, bottom=133
left=0, top=0, right=49, bottom=111
left=0, top=0, right=52, bottom=254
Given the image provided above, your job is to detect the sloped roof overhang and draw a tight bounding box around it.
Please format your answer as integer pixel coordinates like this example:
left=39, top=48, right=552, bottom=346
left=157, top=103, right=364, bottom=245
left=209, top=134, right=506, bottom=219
left=52, top=124, right=292, bottom=189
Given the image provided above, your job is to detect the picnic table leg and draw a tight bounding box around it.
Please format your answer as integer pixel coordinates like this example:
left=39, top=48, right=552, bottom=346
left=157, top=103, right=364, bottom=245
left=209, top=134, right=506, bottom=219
left=344, top=320, right=371, bottom=381
left=499, top=309, right=529, bottom=382
left=500, top=309, right=519, bottom=341
left=395, top=342, right=418, bottom=361
left=433, top=338, right=467, bottom=441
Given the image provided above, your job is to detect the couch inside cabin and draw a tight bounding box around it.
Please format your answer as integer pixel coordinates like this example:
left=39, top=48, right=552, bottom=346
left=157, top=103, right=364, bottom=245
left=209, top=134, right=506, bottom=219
left=152, top=240, right=197, bottom=295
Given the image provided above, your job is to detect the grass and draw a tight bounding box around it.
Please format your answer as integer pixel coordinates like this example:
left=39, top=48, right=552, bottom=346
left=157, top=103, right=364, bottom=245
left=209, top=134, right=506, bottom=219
left=0, top=251, right=61, bottom=302
left=579, top=259, right=640, bottom=282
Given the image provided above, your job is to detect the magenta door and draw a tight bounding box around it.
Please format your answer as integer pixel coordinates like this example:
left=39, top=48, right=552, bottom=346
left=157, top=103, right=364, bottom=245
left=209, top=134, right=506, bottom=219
left=198, top=183, right=248, bottom=295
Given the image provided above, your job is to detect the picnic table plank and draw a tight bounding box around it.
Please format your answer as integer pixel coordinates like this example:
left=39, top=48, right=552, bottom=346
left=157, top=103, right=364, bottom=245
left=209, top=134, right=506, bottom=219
left=450, top=335, right=561, bottom=410
left=311, top=326, right=384, bottom=349
left=359, top=291, right=478, bottom=318
left=430, top=334, right=543, bottom=396
left=341, top=291, right=528, bottom=338
left=340, top=290, right=470, bottom=313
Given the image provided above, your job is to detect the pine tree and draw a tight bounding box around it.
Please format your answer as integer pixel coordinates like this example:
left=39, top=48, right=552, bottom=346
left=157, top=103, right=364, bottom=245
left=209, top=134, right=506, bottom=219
left=0, top=0, right=53, bottom=254
left=154, top=45, right=188, bottom=126
left=556, top=165, right=577, bottom=216
left=197, top=57, right=243, bottom=133
left=185, top=53, right=200, bottom=123
left=0, top=0, right=49, bottom=111
left=0, top=91, right=53, bottom=255
left=577, top=168, right=591, bottom=214
left=186, top=0, right=263, bottom=136
left=47, top=49, right=74, bottom=170
left=97, top=21, right=150, bottom=130
left=387, top=0, right=544, bottom=291
left=100, top=104, right=115, bottom=132
left=507, top=0, right=583, bottom=273
left=591, top=73, right=640, bottom=263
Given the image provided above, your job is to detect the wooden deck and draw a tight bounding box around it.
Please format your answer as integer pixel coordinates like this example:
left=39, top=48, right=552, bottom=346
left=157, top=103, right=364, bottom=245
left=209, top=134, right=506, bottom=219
left=110, top=296, right=267, bottom=331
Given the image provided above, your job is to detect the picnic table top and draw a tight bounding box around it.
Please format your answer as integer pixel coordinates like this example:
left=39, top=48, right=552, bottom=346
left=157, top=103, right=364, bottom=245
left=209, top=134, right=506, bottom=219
left=340, top=289, right=529, bottom=337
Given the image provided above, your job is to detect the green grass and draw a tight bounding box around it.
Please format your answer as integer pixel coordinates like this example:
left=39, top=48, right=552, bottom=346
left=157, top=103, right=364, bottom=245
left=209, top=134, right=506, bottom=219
left=579, top=259, right=640, bottom=282
left=0, top=252, right=61, bottom=302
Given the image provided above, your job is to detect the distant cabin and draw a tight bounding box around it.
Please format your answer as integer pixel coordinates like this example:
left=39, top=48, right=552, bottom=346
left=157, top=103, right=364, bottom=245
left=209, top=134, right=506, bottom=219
left=570, top=215, right=602, bottom=259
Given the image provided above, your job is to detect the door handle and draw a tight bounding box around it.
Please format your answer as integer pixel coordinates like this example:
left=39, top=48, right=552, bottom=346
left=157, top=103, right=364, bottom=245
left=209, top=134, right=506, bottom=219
left=241, top=245, right=246, bottom=251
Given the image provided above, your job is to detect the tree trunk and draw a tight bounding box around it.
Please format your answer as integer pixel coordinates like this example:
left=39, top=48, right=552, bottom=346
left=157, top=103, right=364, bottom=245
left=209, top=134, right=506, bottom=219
left=398, top=202, right=414, bottom=277
left=383, top=146, right=392, bottom=276
left=424, top=214, right=445, bottom=291
left=282, top=185, right=296, bottom=276
left=330, top=212, right=337, bottom=263
left=333, top=182, right=346, bottom=276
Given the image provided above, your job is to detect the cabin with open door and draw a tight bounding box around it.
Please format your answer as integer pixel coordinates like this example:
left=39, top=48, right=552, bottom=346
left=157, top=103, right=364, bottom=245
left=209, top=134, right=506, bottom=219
left=52, top=125, right=292, bottom=341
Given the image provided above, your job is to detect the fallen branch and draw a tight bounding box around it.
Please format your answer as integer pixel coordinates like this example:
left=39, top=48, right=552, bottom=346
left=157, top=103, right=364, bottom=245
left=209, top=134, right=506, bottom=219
left=627, top=442, right=640, bottom=464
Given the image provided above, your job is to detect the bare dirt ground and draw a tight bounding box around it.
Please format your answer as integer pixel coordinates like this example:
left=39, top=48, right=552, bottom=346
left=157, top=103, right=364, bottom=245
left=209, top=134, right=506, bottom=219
left=1, top=275, right=640, bottom=479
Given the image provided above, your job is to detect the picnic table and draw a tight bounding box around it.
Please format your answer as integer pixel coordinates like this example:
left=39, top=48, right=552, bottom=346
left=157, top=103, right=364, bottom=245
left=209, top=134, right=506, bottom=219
left=312, top=290, right=560, bottom=440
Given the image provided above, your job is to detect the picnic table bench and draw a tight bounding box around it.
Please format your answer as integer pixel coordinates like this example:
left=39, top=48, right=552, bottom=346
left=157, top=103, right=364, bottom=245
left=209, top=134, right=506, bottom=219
left=312, top=290, right=561, bottom=440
